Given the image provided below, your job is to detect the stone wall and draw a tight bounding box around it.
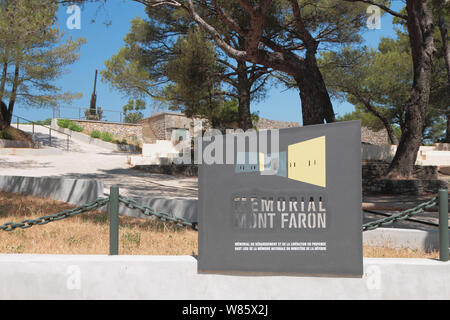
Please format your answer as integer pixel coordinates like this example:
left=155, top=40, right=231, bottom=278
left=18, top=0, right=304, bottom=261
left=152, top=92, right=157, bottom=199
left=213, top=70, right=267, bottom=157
left=361, top=162, right=447, bottom=195
left=361, top=127, right=389, bottom=145
left=141, top=112, right=200, bottom=142
left=71, top=120, right=143, bottom=144
left=140, top=112, right=390, bottom=146
left=362, top=162, right=439, bottom=180
left=255, top=118, right=299, bottom=130
left=142, top=113, right=165, bottom=142
left=363, top=179, right=448, bottom=195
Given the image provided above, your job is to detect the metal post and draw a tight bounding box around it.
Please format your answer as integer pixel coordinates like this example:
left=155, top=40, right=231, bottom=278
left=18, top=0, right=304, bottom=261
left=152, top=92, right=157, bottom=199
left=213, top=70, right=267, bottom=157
left=109, top=185, right=119, bottom=255
left=16, top=116, right=19, bottom=129
left=439, top=189, right=449, bottom=262
left=49, top=128, right=52, bottom=146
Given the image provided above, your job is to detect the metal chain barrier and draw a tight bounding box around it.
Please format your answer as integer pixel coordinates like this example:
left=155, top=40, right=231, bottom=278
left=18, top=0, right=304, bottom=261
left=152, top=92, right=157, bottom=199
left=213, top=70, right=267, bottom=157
left=0, top=197, right=109, bottom=232
left=363, top=196, right=438, bottom=232
left=118, top=195, right=198, bottom=230
left=0, top=191, right=440, bottom=234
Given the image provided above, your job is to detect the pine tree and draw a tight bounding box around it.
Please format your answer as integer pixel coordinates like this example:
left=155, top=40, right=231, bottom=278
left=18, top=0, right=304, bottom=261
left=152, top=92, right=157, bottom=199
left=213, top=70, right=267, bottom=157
left=0, top=0, right=86, bottom=129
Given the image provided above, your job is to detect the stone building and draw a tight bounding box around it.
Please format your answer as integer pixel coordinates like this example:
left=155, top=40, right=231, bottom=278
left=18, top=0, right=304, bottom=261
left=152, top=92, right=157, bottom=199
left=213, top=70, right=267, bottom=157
left=140, top=112, right=389, bottom=146
left=141, top=112, right=196, bottom=144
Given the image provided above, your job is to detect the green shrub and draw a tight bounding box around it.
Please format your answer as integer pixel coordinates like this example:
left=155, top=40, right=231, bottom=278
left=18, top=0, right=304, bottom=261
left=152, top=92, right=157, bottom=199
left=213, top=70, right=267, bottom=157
left=90, top=130, right=101, bottom=139
left=57, top=119, right=83, bottom=132
left=57, top=119, right=71, bottom=128
left=35, top=118, right=52, bottom=126
left=68, top=122, right=83, bottom=132
left=101, top=131, right=113, bottom=142
left=0, top=130, right=12, bottom=140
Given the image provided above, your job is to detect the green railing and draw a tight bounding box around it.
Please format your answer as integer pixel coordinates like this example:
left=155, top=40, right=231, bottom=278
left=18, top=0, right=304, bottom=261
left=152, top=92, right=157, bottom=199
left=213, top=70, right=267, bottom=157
left=14, top=115, right=71, bottom=151
left=0, top=187, right=448, bottom=261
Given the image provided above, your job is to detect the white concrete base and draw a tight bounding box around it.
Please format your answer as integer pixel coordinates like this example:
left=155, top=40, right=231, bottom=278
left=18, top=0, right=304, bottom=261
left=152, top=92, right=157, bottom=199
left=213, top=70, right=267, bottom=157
left=362, top=144, right=450, bottom=166
left=128, top=155, right=174, bottom=166
left=142, top=141, right=178, bottom=157
left=0, top=255, right=448, bottom=300
left=362, top=144, right=397, bottom=162
left=416, top=150, right=450, bottom=166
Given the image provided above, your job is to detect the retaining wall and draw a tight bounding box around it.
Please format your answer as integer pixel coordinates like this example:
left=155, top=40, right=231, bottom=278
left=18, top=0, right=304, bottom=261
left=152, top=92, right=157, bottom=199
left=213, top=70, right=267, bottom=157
left=0, top=139, right=34, bottom=148
left=51, top=119, right=139, bottom=153
left=363, top=179, right=448, bottom=195
left=0, top=176, right=104, bottom=205
left=0, top=255, right=448, bottom=299
left=133, top=164, right=198, bottom=177
left=70, top=119, right=143, bottom=144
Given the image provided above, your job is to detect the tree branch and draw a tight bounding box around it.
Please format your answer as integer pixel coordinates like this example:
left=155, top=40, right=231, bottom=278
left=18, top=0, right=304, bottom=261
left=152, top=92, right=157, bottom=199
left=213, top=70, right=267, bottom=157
left=342, top=0, right=408, bottom=20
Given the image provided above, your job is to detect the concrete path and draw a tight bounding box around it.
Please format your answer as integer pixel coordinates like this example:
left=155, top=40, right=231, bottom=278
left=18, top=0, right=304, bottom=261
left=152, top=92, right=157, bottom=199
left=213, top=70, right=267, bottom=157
left=1, top=124, right=198, bottom=199
left=17, top=124, right=109, bottom=153
left=0, top=153, right=198, bottom=199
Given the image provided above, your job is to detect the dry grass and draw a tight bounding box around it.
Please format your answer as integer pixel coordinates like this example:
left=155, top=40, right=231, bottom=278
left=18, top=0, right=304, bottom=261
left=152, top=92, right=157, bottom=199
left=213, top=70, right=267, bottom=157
left=363, top=246, right=439, bottom=259
left=0, top=191, right=440, bottom=258
left=0, top=191, right=198, bottom=255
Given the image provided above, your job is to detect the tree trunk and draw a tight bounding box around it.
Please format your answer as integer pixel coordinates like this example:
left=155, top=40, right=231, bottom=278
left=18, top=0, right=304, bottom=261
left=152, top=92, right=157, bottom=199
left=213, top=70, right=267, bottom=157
left=377, top=114, right=399, bottom=145
left=4, top=63, right=21, bottom=127
left=437, top=13, right=450, bottom=143
left=360, top=98, right=399, bottom=145
left=236, top=61, right=253, bottom=130
left=387, top=0, right=436, bottom=178
left=446, top=111, right=450, bottom=143
left=0, top=61, right=8, bottom=100
left=0, top=61, right=9, bottom=130
left=0, top=101, right=8, bottom=130
left=294, top=53, right=336, bottom=125
left=437, top=14, right=450, bottom=86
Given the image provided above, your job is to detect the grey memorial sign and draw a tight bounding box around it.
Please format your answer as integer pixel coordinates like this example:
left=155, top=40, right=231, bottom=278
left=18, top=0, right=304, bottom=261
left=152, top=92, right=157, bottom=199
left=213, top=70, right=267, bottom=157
left=198, top=121, right=363, bottom=277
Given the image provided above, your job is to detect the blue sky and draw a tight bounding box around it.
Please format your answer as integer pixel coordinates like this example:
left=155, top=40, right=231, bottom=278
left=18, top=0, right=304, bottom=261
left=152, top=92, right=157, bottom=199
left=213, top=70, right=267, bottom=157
left=14, top=1, right=405, bottom=124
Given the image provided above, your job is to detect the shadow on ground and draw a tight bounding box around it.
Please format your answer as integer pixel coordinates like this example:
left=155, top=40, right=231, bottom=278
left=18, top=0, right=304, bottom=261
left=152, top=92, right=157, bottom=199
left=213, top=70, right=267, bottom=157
left=60, top=167, right=198, bottom=199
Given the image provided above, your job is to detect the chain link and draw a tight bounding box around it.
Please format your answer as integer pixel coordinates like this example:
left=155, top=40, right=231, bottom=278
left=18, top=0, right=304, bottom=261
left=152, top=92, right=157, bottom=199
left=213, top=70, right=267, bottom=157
left=118, top=196, right=198, bottom=230
left=1, top=192, right=437, bottom=233
left=0, top=198, right=109, bottom=232
left=363, top=196, right=438, bottom=232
